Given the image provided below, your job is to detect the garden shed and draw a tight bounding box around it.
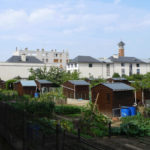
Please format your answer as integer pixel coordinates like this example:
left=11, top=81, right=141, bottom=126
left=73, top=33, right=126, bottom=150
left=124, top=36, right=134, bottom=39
left=91, top=83, right=135, bottom=116
left=0, top=79, right=6, bottom=89
left=35, top=80, right=53, bottom=94
left=107, top=78, right=130, bottom=85
left=14, top=80, right=37, bottom=97
left=62, top=80, right=90, bottom=100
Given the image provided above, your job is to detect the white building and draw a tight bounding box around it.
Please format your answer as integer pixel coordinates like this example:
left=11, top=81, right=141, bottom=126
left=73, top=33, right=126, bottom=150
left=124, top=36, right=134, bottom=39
left=67, top=41, right=150, bottom=79
left=0, top=54, right=53, bottom=81
left=13, top=47, right=69, bottom=68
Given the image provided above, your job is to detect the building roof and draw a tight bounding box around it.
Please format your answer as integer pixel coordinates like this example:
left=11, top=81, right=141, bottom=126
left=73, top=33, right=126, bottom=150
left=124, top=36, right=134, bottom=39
left=102, top=83, right=134, bottom=91
left=19, top=80, right=37, bottom=87
left=70, top=56, right=100, bottom=63
left=36, top=80, right=52, bottom=84
left=6, top=56, right=43, bottom=63
left=111, top=78, right=127, bottom=81
left=118, top=41, right=125, bottom=47
left=68, top=80, right=90, bottom=85
left=109, top=56, right=145, bottom=63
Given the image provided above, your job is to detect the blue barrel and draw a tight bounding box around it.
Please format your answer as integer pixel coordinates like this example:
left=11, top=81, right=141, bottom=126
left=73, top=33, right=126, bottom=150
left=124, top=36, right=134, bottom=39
left=121, top=107, right=131, bottom=117
left=128, top=106, right=136, bottom=116
left=34, top=92, right=39, bottom=98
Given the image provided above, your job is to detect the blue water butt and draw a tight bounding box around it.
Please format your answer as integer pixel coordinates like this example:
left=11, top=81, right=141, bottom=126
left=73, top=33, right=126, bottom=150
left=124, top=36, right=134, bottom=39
left=34, top=92, right=39, bottom=98
left=129, top=106, right=136, bottom=116
left=121, top=108, right=131, bottom=117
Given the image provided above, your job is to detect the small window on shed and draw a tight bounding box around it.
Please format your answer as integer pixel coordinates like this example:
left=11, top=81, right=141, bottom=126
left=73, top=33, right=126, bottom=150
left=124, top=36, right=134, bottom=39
left=89, top=64, right=93, bottom=67
left=107, top=93, right=110, bottom=103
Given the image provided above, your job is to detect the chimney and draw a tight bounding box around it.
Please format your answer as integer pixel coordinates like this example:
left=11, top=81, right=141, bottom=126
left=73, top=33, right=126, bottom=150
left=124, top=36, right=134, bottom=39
left=21, top=53, right=26, bottom=62
left=118, top=41, right=125, bottom=57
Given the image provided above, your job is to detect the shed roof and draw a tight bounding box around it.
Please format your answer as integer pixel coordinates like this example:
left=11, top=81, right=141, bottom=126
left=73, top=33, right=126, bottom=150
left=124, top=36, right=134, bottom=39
left=102, top=83, right=134, bottom=91
left=111, top=78, right=127, bottom=81
left=70, top=56, right=100, bottom=63
left=6, top=56, right=43, bottom=63
left=68, top=80, right=90, bottom=85
left=36, top=80, right=52, bottom=84
left=20, top=80, right=36, bottom=87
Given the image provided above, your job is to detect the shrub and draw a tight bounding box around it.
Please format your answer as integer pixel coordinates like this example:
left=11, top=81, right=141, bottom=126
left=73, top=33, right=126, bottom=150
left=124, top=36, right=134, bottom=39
left=55, top=105, right=82, bottom=115
left=120, top=114, right=150, bottom=136
left=6, top=79, right=17, bottom=90
left=79, top=103, right=110, bottom=137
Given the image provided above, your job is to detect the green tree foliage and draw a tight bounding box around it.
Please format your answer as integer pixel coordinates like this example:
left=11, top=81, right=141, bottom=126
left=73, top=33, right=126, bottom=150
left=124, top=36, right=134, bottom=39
left=6, top=79, right=17, bottom=90
left=28, top=66, right=80, bottom=85
left=90, top=78, right=106, bottom=87
left=112, top=73, right=120, bottom=78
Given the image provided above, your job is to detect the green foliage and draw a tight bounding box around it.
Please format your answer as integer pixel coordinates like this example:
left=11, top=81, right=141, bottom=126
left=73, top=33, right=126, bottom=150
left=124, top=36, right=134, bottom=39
left=29, top=66, right=80, bottom=85
left=112, top=73, right=120, bottom=78
left=90, top=78, right=106, bottom=87
left=0, top=89, right=18, bottom=101
left=145, top=107, right=150, bottom=117
left=60, top=119, right=74, bottom=132
left=6, top=79, right=17, bottom=90
left=79, top=103, right=110, bottom=137
left=120, top=114, right=150, bottom=136
left=55, top=105, right=82, bottom=115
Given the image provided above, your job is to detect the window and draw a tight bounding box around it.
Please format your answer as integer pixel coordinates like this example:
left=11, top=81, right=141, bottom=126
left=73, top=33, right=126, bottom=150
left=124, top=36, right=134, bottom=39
left=121, top=68, right=125, bottom=75
left=136, top=64, right=140, bottom=67
left=42, top=59, right=44, bottom=62
left=121, top=63, right=125, bottom=67
left=137, top=69, right=140, bottom=74
left=54, top=59, right=58, bottom=63
left=60, top=59, right=62, bottom=63
left=75, top=64, right=77, bottom=67
left=89, top=64, right=93, bottom=67
left=46, top=59, right=48, bottom=63
left=71, top=64, right=73, bottom=68
left=106, top=64, right=110, bottom=76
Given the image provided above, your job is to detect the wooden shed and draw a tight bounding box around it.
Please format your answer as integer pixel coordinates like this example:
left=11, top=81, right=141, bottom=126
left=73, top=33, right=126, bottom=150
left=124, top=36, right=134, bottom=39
left=35, top=80, right=54, bottom=94
left=92, top=83, right=135, bottom=116
left=62, top=80, right=90, bottom=100
left=0, top=80, right=6, bottom=89
left=14, top=80, right=37, bottom=97
left=107, top=78, right=130, bottom=85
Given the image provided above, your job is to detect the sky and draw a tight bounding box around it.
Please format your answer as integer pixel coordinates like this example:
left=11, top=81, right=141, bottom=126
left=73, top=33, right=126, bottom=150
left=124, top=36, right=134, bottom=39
left=1, top=0, right=150, bottom=61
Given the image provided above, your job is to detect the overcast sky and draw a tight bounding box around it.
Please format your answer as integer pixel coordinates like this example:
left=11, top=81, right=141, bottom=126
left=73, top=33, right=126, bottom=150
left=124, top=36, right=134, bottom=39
left=1, top=0, right=150, bottom=61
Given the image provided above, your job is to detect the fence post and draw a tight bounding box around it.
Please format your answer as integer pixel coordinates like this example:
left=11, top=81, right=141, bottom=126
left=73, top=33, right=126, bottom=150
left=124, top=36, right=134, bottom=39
left=62, top=129, right=66, bottom=150
left=56, top=123, right=59, bottom=150
left=78, top=128, right=80, bottom=142
left=108, top=121, right=111, bottom=139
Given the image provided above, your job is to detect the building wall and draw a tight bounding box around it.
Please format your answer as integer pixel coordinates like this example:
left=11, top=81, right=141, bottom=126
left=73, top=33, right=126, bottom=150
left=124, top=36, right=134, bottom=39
left=13, top=48, right=69, bottom=68
left=0, top=62, right=53, bottom=81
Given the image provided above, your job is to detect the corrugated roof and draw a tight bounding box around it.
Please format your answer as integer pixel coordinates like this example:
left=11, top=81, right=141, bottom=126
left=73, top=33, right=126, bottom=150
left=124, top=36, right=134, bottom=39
left=102, top=83, right=134, bottom=91
left=20, top=80, right=36, bottom=87
left=109, top=56, right=145, bottom=63
left=37, top=80, right=52, bottom=84
left=70, top=56, right=100, bottom=63
left=6, top=56, right=43, bottom=63
left=69, top=80, right=90, bottom=85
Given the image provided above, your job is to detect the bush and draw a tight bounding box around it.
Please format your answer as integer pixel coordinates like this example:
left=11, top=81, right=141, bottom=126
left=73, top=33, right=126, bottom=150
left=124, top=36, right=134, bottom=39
left=55, top=105, right=82, bottom=115
left=120, top=114, right=150, bottom=136
left=0, top=89, right=18, bottom=101
left=6, top=79, right=17, bottom=90
left=79, top=103, right=110, bottom=137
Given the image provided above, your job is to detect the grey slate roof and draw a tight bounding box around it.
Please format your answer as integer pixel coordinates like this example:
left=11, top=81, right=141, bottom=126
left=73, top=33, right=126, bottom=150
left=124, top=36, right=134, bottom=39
left=37, top=80, right=52, bottom=84
left=20, top=80, right=36, bottom=87
left=69, top=80, right=90, bottom=85
left=102, top=83, right=134, bottom=91
left=70, top=56, right=100, bottom=63
left=111, top=78, right=127, bottom=81
left=109, top=56, right=145, bottom=63
left=6, top=56, right=43, bottom=63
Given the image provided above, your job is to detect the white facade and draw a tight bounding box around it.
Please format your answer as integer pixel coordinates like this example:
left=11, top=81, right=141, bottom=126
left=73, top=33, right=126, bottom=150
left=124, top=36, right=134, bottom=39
left=13, top=48, right=69, bottom=68
left=66, top=58, right=150, bottom=79
left=0, top=62, right=53, bottom=81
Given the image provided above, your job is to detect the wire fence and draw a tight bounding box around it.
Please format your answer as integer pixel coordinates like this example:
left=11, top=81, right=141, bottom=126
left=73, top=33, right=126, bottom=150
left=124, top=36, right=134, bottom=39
left=0, top=101, right=114, bottom=150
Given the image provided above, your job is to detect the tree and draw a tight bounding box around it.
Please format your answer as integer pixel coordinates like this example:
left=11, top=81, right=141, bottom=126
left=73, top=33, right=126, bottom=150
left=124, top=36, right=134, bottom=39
left=112, top=73, right=120, bottom=78
left=28, top=66, right=80, bottom=85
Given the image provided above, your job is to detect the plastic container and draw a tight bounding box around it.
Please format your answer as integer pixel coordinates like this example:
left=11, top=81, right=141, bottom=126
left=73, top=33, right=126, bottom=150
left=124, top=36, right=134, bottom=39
left=121, top=107, right=131, bottom=117
left=34, top=92, right=39, bottom=98
left=128, top=106, right=136, bottom=116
